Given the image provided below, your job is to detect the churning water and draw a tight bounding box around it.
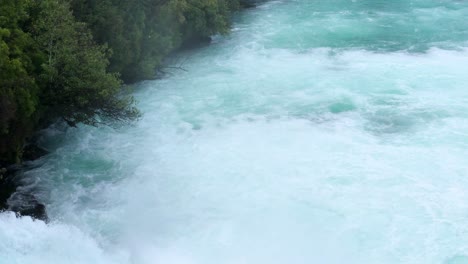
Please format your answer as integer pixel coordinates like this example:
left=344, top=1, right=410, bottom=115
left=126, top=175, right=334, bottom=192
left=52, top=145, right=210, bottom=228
left=2, top=0, right=468, bottom=263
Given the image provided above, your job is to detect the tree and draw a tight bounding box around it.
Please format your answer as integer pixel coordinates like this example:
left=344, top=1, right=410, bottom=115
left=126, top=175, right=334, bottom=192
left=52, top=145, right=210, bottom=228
left=35, top=0, right=139, bottom=127
left=69, top=0, right=240, bottom=82
left=1, top=0, right=243, bottom=164
left=0, top=0, right=40, bottom=163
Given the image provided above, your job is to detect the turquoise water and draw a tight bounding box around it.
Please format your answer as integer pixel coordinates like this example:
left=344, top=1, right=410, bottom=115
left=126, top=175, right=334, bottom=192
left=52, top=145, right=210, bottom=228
left=2, top=1, right=468, bottom=263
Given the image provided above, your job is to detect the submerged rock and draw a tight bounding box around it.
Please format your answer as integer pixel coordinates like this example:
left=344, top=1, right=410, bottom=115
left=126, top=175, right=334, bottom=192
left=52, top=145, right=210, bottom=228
left=9, top=195, right=48, bottom=222
left=0, top=140, right=49, bottom=221
left=22, top=144, right=49, bottom=162
left=0, top=165, right=48, bottom=222
left=0, top=166, right=17, bottom=211
left=240, top=0, right=265, bottom=8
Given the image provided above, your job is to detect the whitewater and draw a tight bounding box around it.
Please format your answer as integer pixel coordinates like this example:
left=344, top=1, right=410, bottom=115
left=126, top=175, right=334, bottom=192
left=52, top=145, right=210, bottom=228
left=2, top=0, right=468, bottom=263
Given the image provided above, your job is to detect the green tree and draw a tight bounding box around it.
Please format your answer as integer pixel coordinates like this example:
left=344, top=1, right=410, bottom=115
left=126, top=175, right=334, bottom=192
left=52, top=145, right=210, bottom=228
left=0, top=0, right=40, bottom=163
left=1, top=0, right=245, bottom=164
left=35, top=0, right=139, bottom=126
left=70, top=0, right=240, bottom=82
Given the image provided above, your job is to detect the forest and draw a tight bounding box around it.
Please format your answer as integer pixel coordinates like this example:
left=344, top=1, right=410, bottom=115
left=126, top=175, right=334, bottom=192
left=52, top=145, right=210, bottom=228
left=0, top=0, right=247, bottom=165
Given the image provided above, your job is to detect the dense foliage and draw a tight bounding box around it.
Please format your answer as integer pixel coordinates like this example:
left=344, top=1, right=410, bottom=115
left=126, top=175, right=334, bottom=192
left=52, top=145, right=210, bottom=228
left=0, top=0, right=244, bottom=164
left=70, top=0, right=241, bottom=82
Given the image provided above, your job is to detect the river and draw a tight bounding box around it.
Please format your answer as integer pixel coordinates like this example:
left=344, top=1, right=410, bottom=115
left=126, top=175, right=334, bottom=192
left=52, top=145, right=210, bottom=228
left=2, top=0, right=468, bottom=263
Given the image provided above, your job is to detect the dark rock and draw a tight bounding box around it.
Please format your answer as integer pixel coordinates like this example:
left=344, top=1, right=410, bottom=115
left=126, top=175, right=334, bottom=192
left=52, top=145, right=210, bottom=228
left=240, top=0, right=265, bottom=8
left=8, top=192, right=48, bottom=222
left=180, top=35, right=212, bottom=50
left=14, top=203, right=48, bottom=222
left=0, top=166, right=48, bottom=222
left=22, top=144, right=49, bottom=161
left=0, top=167, right=18, bottom=211
left=240, top=1, right=256, bottom=8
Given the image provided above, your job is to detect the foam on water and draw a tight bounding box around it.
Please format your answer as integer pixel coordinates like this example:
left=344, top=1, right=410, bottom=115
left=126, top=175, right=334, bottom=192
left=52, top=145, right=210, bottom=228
left=2, top=0, right=468, bottom=263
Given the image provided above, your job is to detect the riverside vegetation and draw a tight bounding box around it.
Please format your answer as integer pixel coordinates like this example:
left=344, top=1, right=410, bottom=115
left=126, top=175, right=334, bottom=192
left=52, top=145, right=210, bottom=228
left=0, top=0, right=253, bottom=166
